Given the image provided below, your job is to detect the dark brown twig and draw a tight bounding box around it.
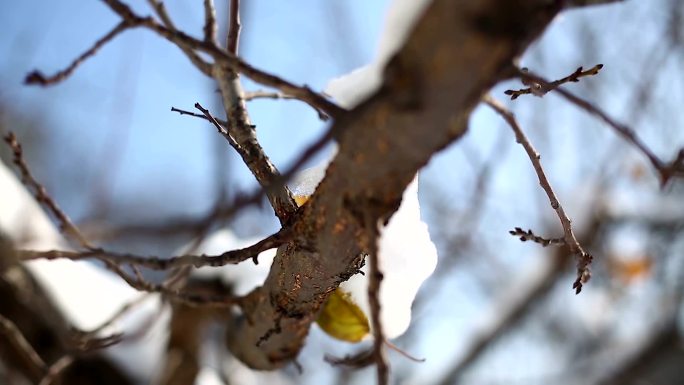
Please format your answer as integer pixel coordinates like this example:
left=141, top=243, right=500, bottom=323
left=171, top=106, right=229, bottom=126
left=25, top=21, right=135, bottom=86
left=203, top=0, right=218, bottom=43
left=243, top=90, right=329, bottom=120
left=100, top=0, right=344, bottom=118
left=0, top=314, right=47, bottom=380
left=484, top=96, right=592, bottom=293
left=146, top=0, right=213, bottom=76
left=103, top=261, right=244, bottom=308
left=3, top=133, right=94, bottom=249
left=194, top=103, right=239, bottom=146
left=18, top=227, right=287, bottom=270
left=365, top=215, right=389, bottom=384
left=509, top=227, right=566, bottom=247
left=506, top=65, right=684, bottom=186
left=158, top=104, right=340, bottom=227
left=38, top=355, right=74, bottom=385
left=227, top=0, right=241, bottom=55
left=504, top=64, right=603, bottom=100
left=81, top=295, right=151, bottom=337
left=324, top=348, right=375, bottom=368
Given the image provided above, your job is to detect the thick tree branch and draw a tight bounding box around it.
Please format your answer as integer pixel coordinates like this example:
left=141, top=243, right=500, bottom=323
left=225, top=0, right=563, bottom=370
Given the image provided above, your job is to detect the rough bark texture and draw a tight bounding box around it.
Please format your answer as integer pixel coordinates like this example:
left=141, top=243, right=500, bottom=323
left=227, top=0, right=562, bottom=370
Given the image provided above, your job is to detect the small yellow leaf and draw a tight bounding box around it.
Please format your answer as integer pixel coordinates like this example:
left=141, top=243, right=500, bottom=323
left=316, top=288, right=370, bottom=343
left=294, top=195, right=309, bottom=207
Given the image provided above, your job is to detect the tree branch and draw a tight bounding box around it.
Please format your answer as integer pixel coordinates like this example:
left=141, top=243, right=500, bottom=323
left=226, top=0, right=241, bottom=55
left=100, top=0, right=344, bottom=118
left=18, top=227, right=287, bottom=270
left=24, top=21, right=136, bottom=86
left=225, top=0, right=564, bottom=370
left=3, top=132, right=94, bottom=249
left=484, top=95, right=592, bottom=293
left=203, top=0, right=218, bottom=44
left=0, top=314, right=47, bottom=382
left=508, top=67, right=684, bottom=186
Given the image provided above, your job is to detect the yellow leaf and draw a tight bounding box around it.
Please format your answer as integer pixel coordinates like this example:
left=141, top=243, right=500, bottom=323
left=316, top=288, right=370, bottom=343
left=294, top=195, right=309, bottom=207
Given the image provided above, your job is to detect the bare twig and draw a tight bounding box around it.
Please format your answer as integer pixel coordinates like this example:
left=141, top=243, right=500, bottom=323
left=549, top=84, right=683, bottom=186
left=3, top=132, right=94, bottom=249
left=365, top=216, right=389, bottom=384
left=69, top=332, right=124, bottom=352
left=194, top=103, right=239, bottom=146
left=243, top=90, right=329, bottom=120
left=203, top=0, right=218, bottom=43
left=324, top=348, right=375, bottom=368
left=227, top=0, right=241, bottom=55
left=103, top=261, right=243, bottom=308
left=504, top=64, right=603, bottom=99
left=38, top=355, right=74, bottom=385
left=484, top=96, right=592, bottom=293
left=18, top=227, right=288, bottom=270
left=508, top=66, right=684, bottom=186
left=384, top=340, right=426, bottom=363
left=0, top=314, right=47, bottom=380
left=81, top=295, right=151, bottom=337
left=25, top=21, right=135, bottom=86
left=171, top=106, right=228, bottom=126
left=211, top=63, right=298, bottom=224
left=17, top=225, right=290, bottom=270
left=100, top=0, right=344, bottom=118
left=509, top=227, right=566, bottom=247
left=146, top=0, right=213, bottom=76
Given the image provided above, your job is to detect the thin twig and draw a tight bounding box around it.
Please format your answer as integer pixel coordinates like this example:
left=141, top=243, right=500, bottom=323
left=167, top=107, right=340, bottom=224
left=38, top=355, right=74, bottom=385
left=3, top=133, right=94, bottom=249
left=504, top=64, right=603, bottom=100
left=203, top=0, right=218, bottom=43
left=506, top=65, right=683, bottom=186
left=25, top=21, right=135, bottom=86
left=100, top=0, right=344, bottom=118
left=484, top=95, right=592, bottom=293
left=509, top=227, right=567, bottom=247
left=103, top=260, right=244, bottom=308
left=171, top=106, right=228, bottom=126
left=227, top=0, right=241, bottom=55
left=69, top=332, right=124, bottom=352
left=384, top=340, right=426, bottom=363
left=18, top=227, right=287, bottom=270
left=365, top=215, right=389, bottom=384
left=524, top=69, right=683, bottom=186
left=243, top=90, right=329, bottom=120
left=195, top=103, right=239, bottom=145
left=146, top=0, right=213, bottom=76
left=83, top=294, right=152, bottom=337
left=0, top=314, right=47, bottom=380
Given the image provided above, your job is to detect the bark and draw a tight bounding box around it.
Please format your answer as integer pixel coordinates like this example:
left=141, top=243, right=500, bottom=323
left=227, top=0, right=563, bottom=370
